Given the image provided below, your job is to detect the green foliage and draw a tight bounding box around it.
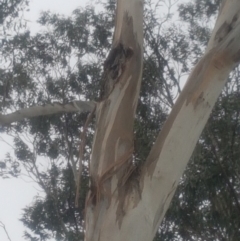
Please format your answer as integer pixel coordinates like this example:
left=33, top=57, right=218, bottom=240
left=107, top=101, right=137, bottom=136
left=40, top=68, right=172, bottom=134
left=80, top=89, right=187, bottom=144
left=0, top=0, right=29, bottom=25
left=21, top=165, right=86, bottom=241
left=0, top=0, right=29, bottom=48
left=0, top=153, right=20, bottom=178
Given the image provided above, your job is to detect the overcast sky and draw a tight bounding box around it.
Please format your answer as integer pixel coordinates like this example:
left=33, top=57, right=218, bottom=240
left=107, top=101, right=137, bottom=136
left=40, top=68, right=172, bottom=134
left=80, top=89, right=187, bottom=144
left=0, top=1, right=89, bottom=241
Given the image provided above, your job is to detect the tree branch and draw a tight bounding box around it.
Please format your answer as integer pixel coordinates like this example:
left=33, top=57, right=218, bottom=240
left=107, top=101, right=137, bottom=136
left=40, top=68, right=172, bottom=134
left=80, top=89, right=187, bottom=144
left=63, top=126, right=78, bottom=184
left=140, top=0, right=240, bottom=235
left=0, top=100, right=96, bottom=124
left=0, top=221, right=12, bottom=241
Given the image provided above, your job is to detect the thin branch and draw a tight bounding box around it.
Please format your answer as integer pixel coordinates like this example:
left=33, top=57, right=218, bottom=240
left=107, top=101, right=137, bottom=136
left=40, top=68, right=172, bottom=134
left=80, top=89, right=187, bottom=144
left=63, top=121, right=78, bottom=184
left=0, top=100, right=96, bottom=125
left=0, top=221, right=12, bottom=241
left=75, top=105, right=96, bottom=207
left=144, top=20, right=181, bottom=105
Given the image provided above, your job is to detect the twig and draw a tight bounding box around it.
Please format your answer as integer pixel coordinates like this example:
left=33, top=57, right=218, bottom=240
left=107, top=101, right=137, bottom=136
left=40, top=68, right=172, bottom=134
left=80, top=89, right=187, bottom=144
left=63, top=122, right=78, bottom=184
left=0, top=221, right=12, bottom=241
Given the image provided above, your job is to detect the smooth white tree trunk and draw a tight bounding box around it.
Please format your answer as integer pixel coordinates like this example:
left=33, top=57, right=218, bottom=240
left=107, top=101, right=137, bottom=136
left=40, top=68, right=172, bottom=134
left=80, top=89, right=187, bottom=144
left=85, top=0, right=143, bottom=240
left=85, top=0, right=240, bottom=241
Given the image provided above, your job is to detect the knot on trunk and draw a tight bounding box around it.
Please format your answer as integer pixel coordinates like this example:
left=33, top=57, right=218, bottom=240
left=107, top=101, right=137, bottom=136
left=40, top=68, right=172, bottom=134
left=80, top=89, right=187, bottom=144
left=99, top=43, right=134, bottom=100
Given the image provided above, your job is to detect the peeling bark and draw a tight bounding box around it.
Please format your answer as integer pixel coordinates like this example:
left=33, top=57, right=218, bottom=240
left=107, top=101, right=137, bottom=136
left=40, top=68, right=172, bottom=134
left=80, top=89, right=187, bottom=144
left=85, top=0, right=143, bottom=240
left=85, top=1, right=240, bottom=241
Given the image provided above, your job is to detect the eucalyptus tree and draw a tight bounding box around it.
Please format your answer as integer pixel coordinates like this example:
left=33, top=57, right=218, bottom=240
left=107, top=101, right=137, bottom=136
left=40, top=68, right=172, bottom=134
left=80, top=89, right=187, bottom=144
left=1, top=0, right=240, bottom=241
left=83, top=0, right=240, bottom=240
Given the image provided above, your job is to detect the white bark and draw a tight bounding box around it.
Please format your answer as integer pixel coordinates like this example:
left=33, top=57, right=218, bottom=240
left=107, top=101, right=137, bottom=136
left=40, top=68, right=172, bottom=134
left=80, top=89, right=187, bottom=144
left=85, top=0, right=143, bottom=240
left=140, top=3, right=240, bottom=239
left=85, top=0, right=240, bottom=241
left=0, top=100, right=95, bottom=125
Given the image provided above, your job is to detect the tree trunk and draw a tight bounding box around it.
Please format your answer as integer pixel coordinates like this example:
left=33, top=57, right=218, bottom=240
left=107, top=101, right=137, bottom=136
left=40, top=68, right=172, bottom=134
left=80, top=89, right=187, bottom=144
left=85, top=0, right=240, bottom=240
